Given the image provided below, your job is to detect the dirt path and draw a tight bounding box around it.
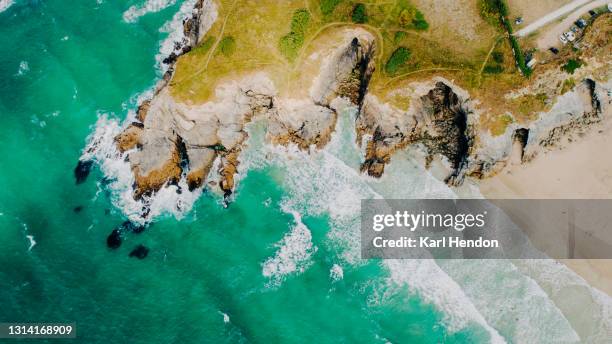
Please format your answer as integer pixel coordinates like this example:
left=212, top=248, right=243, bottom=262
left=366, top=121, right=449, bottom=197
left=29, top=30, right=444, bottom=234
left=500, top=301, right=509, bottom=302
left=476, top=36, right=503, bottom=86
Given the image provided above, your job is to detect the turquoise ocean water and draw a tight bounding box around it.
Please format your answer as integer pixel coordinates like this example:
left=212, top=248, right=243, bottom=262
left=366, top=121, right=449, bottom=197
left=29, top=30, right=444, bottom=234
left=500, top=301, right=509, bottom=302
left=1, top=1, right=609, bottom=343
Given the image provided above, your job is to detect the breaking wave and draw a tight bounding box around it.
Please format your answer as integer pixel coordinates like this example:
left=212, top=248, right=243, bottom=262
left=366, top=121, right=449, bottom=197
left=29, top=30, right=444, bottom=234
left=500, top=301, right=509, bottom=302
left=85, top=1, right=612, bottom=341
left=238, top=109, right=505, bottom=341
left=122, top=0, right=177, bottom=23
left=262, top=205, right=317, bottom=286
left=0, top=0, right=13, bottom=14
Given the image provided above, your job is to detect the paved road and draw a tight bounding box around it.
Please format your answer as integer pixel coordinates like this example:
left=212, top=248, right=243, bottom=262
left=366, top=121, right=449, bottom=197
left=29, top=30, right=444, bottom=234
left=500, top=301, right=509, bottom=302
left=515, top=0, right=598, bottom=37
left=535, top=0, right=608, bottom=48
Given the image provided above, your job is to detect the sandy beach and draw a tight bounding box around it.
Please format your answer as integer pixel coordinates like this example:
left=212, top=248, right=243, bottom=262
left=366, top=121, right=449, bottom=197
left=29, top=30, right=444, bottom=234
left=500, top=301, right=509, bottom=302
left=479, top=102, right=612, bottom=295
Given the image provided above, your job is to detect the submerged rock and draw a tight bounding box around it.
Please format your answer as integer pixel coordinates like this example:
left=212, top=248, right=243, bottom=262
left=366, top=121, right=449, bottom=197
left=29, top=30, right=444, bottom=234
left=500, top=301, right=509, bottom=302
left=121, top=220, right=145, bottom=234
left=106, top=229, right=122, bottom=249
left=74, top=159, right=93, bottom=184
left=129, top=245, right=149, bottom=259
left=73, top=206, right=83, bottom=213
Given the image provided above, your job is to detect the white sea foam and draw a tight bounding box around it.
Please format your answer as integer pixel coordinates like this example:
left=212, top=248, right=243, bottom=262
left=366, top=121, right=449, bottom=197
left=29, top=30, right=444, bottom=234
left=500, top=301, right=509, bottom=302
left=330, top=264, right=344, bottom=282
left=384, top=260, right=506, bottom=343
left=239, top=109, right=504, bottom=340
left=219, top=311, right=230, bottom=324
left=155, top=0, right=192, bottom=72
left=0, top=0, right=13, bottom=13
left=16, top=61, right=29, bottom=76
left=156, top=0, right=217, bottom=72
left=122, top=0, right=177, bottom=23
left=513, top=259, right=612, bottom=343
left=262, top=206, right=317, bottom=286
left=437, top=259, right=579, bottom=343
left=88, top=1, right=611, bottom=337
left=26, top=235, right=36, bottom=251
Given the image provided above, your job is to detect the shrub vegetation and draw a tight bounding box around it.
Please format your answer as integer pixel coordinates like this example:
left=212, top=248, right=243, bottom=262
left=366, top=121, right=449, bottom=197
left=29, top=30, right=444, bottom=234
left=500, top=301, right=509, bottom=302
left=351, top=3, right=367, bottom=23
left=562, top=59, right=583, bottom=74
left=279, top=9, right=311, bottom=61
left=320, top=0, right=342, bottom=15
left=219, top=36, right=236, bottom=56
left=385, top=47, right=411, bottom=75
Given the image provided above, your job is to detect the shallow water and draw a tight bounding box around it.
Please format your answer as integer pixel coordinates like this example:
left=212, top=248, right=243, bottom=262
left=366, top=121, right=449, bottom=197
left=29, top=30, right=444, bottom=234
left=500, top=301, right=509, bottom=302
left=0, top=1, right=610, bottom=343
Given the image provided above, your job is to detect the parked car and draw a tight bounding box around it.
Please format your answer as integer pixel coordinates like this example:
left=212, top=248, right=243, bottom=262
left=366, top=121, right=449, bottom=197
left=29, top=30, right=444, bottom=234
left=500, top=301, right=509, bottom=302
left=564, top=31, right=576, bottom=42
left=559, top=35, right=568, bottom=44
left=608, top=3, right=612, bottom=12
left=589, top=10, right=597, bottom=17
left=549, top=47, right=559, bottom=54
left=515, top=17, right=523, bottom=24
left=570, top=26, right=579, bottom=33
left=575, top=19, right=587, bottom=28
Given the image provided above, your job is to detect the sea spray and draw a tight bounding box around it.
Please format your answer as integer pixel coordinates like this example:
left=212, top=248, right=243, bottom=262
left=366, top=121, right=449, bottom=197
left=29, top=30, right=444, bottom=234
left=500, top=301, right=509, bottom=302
left=123, top=0, right=177, bottom=23
left=262, top=205, right=317, bottom=286
left=239, top=108, right=506, bottom=339
left=156, top=0, right=217, bottom=72
left=0, top=0, right=13, bottom=13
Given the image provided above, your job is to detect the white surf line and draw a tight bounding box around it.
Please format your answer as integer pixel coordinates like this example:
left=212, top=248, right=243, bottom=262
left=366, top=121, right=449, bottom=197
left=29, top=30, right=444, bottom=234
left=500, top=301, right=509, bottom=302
left=0, top=0, right=14, bottom=13
left=123, top=0, right=177, bottom=23
left=26, top=235, right=36, bottom=251
left=515, top=0, right=595, bottom=37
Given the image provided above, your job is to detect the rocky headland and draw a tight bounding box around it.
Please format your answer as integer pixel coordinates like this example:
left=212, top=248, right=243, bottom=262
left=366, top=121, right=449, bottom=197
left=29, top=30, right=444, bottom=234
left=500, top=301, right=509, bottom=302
left=85, top=1, right=610, bottom=216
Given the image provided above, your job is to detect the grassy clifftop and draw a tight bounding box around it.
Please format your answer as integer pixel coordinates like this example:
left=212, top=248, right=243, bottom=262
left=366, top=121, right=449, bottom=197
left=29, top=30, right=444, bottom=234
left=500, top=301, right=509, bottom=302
left=169, top=0, right=508, bottom=105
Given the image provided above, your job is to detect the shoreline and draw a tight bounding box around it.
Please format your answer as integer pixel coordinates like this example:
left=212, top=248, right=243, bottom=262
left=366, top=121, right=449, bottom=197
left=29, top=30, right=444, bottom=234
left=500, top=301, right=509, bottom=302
left=478, top=96, right=612, bottom=295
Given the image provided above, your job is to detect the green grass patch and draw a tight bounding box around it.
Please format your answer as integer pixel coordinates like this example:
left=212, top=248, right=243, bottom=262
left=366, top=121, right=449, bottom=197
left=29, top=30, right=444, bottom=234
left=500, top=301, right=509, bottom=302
left=478, top=0, right=530, bottom=76
left=412, top=11, right=429, bottom=30
left=492, top=51, right=504, bottom=63
left=351, top=3, right=367, bottom=24
left=562, top=59, right=583, bottom=74
left=393, top=31, right=407, bottom=44
left=385, top=47, right=411, bottom=75
left=560, top=78, right=576, bottom=94
left=192, top=36, right=215, bottom=55
left=484, top=64, right=504, bottom=74
left=478, top=0, right=508, bottom=27
left=279, top=8, right=311, bottom=62
left=218, top=36, right=236, bottom=57
left=320, top=0, right=342, bottom=16
left=396, top=1, right=429, bottom=31
left=291, top=8, right=310, bottom=33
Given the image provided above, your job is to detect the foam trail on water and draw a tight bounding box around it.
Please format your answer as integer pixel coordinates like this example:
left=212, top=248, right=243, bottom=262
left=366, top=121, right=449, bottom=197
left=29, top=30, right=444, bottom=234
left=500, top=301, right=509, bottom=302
left=438, top=259, right=580, bottom=343
left=0, top=0, right=13, bottom=13
left=218, top=311, right=230, bottom=324
left=156, top=0, right=219, bottom=72
left=26, top=235, right=36, bottom=251
left=383, top=260, right=506, bottom=343
left=239, top=110, right=503, bottom=341
left=513, top=259, right=612, bottom=343
left=262, top=205, right=317, bottom=287
left=16, top=61, right=29, bottom=76
left=123, top=0, right=177, bottom=23
left=156, top=0, right=195, bottom=71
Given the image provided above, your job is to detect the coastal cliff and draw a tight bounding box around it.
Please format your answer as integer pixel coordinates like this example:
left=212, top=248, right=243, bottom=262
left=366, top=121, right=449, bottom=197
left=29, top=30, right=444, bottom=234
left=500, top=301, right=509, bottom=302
left=116, top=24, right=377, bottom=201
left=96, top=1, right=610, bottom=214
